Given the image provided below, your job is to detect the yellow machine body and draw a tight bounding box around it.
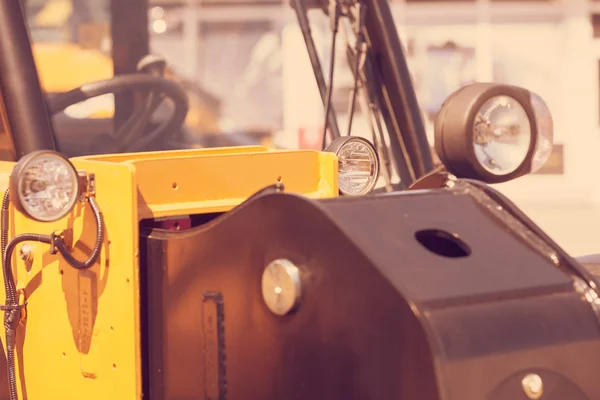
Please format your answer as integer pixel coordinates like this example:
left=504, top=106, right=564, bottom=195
left=0, top=146, right=338, bottom=399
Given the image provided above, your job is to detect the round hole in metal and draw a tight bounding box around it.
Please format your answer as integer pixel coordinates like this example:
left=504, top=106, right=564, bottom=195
left=415, top=229, right=471, bottom=258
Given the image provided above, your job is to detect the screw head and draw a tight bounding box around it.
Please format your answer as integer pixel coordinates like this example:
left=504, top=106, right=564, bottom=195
left=521, top=373, right=543, bottom=399
left=261, top=259, right=301, bottom=316
left=19, top=244, right=33, bottom=262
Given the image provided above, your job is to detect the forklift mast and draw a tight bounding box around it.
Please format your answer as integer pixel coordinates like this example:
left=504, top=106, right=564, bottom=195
left=292, top=0, right=435, bottom=184
left=362, top=0, right=435, bottom=179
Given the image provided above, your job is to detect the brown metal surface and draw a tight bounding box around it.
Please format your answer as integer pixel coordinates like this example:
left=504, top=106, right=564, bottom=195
left=140, top=192, right=438, bottom=400
left=140, top=188, right=600, bottom=400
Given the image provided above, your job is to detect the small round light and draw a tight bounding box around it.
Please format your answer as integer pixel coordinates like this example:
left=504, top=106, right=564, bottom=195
left=10, top=151, right=80, bottom=222
left=324, top=136, right=380, bottom=196
left=472, top=95, right=531, bottom=175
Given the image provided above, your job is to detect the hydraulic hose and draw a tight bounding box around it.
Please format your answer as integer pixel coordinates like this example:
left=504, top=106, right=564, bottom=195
left=1, top=188, right=52, bottom=400
left=53, top=196, right=104, bottom=269
left=2, top=190, right=9, bottom=264
left=3, top=233, right=51, bottom=400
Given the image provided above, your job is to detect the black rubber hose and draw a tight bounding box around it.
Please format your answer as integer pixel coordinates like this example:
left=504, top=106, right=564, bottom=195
left=54, top=197, right=104, bottom=270
left=2, top=191, right=9, bottom=262
left=0, top=191, right=103, bottom=400
left=3, top=233, right=52, bottom=400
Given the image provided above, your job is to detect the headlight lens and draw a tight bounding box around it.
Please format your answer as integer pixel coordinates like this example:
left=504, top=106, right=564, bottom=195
left=10, top=151, right=80, bottom=222
left=529, top=92, right=554, bottom=173
left=472, top=95, right=531, bottom=175
left=324, top=136, right=380, bottom=196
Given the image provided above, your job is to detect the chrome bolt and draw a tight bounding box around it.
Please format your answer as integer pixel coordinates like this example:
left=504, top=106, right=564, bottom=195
left=521, top=373, right=543, bottom=399
left=19, top=244, right=33, bottom=263
left=261, top=259, right=301, bottom=316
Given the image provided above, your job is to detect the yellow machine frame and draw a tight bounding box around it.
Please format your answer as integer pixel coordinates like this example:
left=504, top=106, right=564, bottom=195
left=0, top=147, right=337, bottom=399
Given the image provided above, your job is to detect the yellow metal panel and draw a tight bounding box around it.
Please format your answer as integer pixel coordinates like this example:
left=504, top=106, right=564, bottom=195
left=0, top=161, right=141, bottom=400
left=79, top=145, right=271, bottom=163
left=129, top=150, right=337, bottom=218
left=76, top=146, right=339, bottom=219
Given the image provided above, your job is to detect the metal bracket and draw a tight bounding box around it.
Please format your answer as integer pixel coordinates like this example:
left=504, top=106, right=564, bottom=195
left=77, top=171, right=96, bottom=201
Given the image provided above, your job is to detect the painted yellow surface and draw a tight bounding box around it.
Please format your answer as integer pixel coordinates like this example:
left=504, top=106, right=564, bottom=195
left=0, top=146, right=338, bottom=399
left=33, top=43, right=114, bottom=95
left=34, top=0, right=73, bottom=27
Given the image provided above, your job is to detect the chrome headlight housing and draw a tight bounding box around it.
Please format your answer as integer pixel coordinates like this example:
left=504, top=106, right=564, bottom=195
left=325, top=136, right=380, bottom=196
left=434, top=83, right=553, bottom=184
left=9, top=150, right=80, bottom=222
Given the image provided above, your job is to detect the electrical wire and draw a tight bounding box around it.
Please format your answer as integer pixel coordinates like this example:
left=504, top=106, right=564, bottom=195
left=3, top=233, right=51, bottom=400
left=321, top=1, right=341, bottom=150
left=53, top=196, right=104, bottom=269
left=0, top=189, right=105, bottom=400
left=0, top=190, right=53, bottom=400
left=346, top=48, right=361, bottom=137
left=346, top=4, right=366, bottom=137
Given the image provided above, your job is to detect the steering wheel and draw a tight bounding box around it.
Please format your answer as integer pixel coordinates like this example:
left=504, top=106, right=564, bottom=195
left=47, top=73, right=189, bottom=154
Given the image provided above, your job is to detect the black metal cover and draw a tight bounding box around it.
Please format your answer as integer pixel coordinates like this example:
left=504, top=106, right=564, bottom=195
left=140, top=185, right=600, bottom=400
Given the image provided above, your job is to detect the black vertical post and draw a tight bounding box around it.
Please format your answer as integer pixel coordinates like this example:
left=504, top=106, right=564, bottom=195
left=291, top=0, right=341, bottom=141
left=110, top=0, right=150, bottom=130
left=0, top=0, right=57, bottom=159
left=363, top=0, right=434, bottom=181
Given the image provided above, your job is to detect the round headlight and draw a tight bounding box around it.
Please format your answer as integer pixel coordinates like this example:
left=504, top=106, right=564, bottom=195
left=434, top=83, right=553, bottom=184
left=324, top=136, right=380, bottom=196
left=9, top=150, right=80, bottom=222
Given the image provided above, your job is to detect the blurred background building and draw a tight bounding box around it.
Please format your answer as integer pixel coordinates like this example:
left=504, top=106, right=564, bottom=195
left=23, top=0, right=600, bottom=254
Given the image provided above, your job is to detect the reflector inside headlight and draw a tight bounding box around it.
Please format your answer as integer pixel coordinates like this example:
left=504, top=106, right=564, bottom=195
left=472, top=95, right=531, bottom=175
left=325, top=136, right=379, bottom=196
left=10, top=151, right=80, bottom=222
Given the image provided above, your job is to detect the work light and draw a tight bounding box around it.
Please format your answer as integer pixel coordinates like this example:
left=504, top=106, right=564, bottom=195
left=324, top=136, right=380, bottom=196
left=434, top=83, right=553, bottom=184
left=9, top=150, right=80, bottom=222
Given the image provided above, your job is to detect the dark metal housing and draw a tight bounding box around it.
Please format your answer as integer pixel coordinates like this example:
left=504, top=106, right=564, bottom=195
left=140, top=184, right=600, bottom=400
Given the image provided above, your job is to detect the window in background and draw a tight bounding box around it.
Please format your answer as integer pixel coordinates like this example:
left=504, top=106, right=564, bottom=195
left=491, top=23, right=564, bottom=174
left=150, top=7, right=284, bottom=137
left=403, top=24, right=478, bottom=145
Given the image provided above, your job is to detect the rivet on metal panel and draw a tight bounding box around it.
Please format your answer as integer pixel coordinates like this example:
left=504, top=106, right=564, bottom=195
left=521, top=373, right=543, bottom=399
left=261, top=259, right=301, bottom=316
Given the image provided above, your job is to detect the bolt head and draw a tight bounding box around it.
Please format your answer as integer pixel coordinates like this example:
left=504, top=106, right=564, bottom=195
left=521, top=373, right=543, bottom=399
